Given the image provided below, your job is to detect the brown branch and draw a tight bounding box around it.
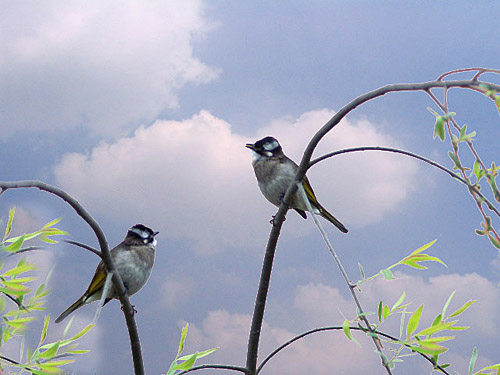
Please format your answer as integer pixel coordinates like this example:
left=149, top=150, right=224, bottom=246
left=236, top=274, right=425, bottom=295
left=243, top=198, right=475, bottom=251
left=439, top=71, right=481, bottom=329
left=0, top=180, right=145, bottom=375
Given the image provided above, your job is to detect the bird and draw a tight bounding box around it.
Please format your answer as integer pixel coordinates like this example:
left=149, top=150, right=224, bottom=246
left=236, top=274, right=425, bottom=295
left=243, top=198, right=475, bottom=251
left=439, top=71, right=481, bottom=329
left=55, top=224, right=159, bottom=323
left=246, top=136, right=348, bottom=233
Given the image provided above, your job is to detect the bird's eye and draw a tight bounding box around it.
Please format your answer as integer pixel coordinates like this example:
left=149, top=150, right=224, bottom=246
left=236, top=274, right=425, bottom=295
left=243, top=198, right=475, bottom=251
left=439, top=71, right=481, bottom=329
left=263, top=140, right=279, bottom=151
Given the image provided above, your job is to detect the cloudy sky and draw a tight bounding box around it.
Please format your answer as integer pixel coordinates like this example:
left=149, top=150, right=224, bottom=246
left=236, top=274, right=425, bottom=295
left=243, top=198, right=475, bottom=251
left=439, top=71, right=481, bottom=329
left=1, top=1, right=500, bottom=374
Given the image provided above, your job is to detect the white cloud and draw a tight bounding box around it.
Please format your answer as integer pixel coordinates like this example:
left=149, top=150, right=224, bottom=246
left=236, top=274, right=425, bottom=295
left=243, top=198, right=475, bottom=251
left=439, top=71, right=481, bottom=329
left=53, top=109, right=419, bottom=253
left=0, top=1, right=219, bottom=138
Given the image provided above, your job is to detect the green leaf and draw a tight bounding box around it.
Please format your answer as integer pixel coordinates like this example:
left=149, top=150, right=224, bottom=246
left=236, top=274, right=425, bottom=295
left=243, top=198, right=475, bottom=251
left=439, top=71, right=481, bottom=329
left=174, top=353, right=197, bottom=371
left=343, top=319, right=352, bottom=340
left=469, top=347, right=478, bottom=375
left=448, top=300, right=475, bottom=318
left=381, top=269, right=393, bottom=280
left=433, top=116, right=446, bottom=141
left=178, top=323, right=188, bottom=356
left=417, top=321, right=456, bottom=337
left=4, top=235, right=25, bottom=253
left=406, top=304, right=424, bottom=340
left=3, top=262, right=37, bottom=277
left=358, top=262, right=365, bottom=280
left=442, top=291, right=455, bottom=318
left=383, top=305, right=390, bottom=320
left=377, top=301, right=383, bottom=322
left=37, top=342, right=60, bottom=359
left=3, top=207, right=16, bottom=241
left=391, top=291, right=406, bottom=311
left=448, top=152, right=462, bottom=170
left=39, top=315, right=50, bottom=347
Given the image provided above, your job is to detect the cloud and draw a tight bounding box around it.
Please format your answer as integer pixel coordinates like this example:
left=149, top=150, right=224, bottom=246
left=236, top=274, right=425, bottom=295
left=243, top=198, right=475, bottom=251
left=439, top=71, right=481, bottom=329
left=0, top=1, right=219, bottom=138
left=53, top=109, right=419, bottom=253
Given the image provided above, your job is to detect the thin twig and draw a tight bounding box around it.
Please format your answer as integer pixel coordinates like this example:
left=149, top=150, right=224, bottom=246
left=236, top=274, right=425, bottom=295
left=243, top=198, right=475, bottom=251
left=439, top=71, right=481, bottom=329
left=64, top=240, right=102, bottom=258
left=297, top=183, right=392, bottom=374
left=2, top=291, right=29, bottom=311
left=310, top=146, right=500, bottom=219
left=177, top=364, right=251, bottom=374
left=6, top=246, right=43, bottom=256
left=257, top=326, right=451, bottom=375
left=0, top=180, right=145, bottom=375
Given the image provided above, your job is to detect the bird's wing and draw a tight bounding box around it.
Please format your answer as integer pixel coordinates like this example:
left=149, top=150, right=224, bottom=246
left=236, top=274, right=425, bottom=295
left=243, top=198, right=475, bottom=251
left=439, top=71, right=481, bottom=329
left=84, top=261, right=107, bottom=299
left=302, top=177, right=320, bottom=207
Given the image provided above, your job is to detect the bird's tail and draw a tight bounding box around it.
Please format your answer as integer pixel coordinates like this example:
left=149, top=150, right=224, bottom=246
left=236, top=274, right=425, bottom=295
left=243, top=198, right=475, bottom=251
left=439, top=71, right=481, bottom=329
left=55, top=296, right=86, bottom=323
left=318, top=204, right=348, bottom=233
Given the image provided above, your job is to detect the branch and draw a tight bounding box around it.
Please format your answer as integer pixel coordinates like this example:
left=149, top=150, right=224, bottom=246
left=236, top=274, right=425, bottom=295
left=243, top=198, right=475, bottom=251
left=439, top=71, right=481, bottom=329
left=310, top=146, right=500, bottom=219
left=64, top=240, right=102, bottom=258
left=0, top=180, right=145, bottom=375
left=257, top=326, right=451, bottom=375
left=245, top=204, right=289, bottom=373
left=177, top=364, right=251, bottom=375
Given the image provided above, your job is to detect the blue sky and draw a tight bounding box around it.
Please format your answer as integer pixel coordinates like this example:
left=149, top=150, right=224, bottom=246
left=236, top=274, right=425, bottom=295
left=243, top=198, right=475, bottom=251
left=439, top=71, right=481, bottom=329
left=1, top=1, right=500, bottom=374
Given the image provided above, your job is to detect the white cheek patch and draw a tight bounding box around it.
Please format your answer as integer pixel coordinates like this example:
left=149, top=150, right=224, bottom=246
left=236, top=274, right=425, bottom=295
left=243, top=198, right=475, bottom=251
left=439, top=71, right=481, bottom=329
left=263, top=140, right=279, bottom=151
left=130, top=227, right=150, bottom=239
left=152, top=238, right=157, bottom=247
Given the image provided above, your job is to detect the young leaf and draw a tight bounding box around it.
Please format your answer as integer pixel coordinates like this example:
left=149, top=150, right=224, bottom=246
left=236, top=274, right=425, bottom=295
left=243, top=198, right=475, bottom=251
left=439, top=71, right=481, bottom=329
left=342, top=319, right=353, bottom=340
left=391, top=291, right=406, bottom=311
left=4, top=207, right=16, bottom=241
left=442, top=291, right=455, bottom=318
left=448, top=300, right=475, bottom=318
left=433, top=116, right=446, bottom=141
left=381, top=269, right=393, bottom=280
left=406, top=304, right=424, bottom=340
left=469, top=347, right=478, bottom=375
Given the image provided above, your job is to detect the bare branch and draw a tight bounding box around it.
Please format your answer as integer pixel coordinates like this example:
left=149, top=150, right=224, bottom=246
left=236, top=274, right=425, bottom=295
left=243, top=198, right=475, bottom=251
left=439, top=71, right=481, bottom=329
left=64, top=240, right=102, bottom=258
left=0, top=180, right=145, bottom=375
left=177, top=364, right=251, bottom=375
left=310, top=146, right=500, bottom=219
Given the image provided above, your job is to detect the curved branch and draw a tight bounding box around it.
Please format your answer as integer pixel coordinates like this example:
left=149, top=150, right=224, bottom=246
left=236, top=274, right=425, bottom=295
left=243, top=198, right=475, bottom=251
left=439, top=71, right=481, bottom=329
left=257, top=326, right=450, bottom=375
left=64, top=240, right=103, bottom=258
left=0, top=180, right=145, bottom=375
left=310, top=146, right=500, bottom=219
left=177, top=364, right=251, bottom=375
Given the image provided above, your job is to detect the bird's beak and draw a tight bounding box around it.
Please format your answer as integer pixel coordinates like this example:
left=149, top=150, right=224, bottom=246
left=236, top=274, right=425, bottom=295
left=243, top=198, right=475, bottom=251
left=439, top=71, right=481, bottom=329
left=153, top=231, right=159, bottom=237
left=245, top=143, right=256, bottom=150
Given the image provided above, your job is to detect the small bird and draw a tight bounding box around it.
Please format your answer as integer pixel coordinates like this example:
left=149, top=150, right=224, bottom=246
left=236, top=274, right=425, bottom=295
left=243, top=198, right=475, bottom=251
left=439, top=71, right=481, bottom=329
left=246, top=136, right=348, bottom=233
left=55, top=224, right=159, bottom=323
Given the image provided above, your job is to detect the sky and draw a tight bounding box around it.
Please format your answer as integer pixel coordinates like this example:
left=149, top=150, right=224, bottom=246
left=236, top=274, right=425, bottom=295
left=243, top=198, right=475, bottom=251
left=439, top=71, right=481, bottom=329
left=1, top=1, right=500, bottom=374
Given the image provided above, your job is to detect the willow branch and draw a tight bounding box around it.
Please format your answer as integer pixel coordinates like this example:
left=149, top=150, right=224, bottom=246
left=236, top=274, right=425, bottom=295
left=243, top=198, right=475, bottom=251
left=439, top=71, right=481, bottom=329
left=257, top=326, right=450, bottom=375
left=310, top=146, right=500, bottom=219
left=0, top=180, right=145, bottom=375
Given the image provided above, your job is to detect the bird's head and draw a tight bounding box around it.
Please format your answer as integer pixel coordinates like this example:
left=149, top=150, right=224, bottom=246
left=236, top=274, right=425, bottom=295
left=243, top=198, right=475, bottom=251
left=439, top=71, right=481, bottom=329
left=245, top=136, right=282, bottom=160
left=127, top=224, right=159, bottom=245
